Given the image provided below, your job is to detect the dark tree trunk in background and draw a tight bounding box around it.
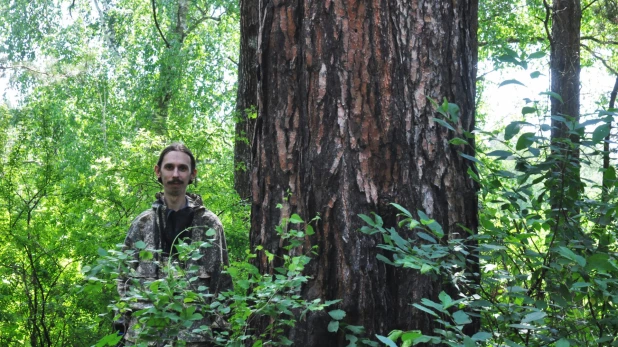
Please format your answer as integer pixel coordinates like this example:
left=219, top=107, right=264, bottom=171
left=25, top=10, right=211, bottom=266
left=602, top=76, right=618, bottom=202
left=248, top=1, right=478, bottom=345
left=549, top=0, right=581, bottom=220
left=233, top=0, right=259, bottom=200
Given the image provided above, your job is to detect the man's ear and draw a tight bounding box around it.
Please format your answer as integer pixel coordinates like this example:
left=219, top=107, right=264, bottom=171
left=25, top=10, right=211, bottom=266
left=191, top=169, right=197, bottom=181
left=154, top=165, right=161, bottom=178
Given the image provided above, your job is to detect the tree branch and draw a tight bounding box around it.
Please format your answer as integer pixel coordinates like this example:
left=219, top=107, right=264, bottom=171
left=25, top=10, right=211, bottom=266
left=151, top=0, right=171, bottom=48
left=186, top=4, right=222, bottom=37
left=581, top=36, right=618, bottom=46
left=582, top=0, right=599, bottom=13
left=543, top=0, right=553, bottom=45
left=581, top=43, right=618, bottom=75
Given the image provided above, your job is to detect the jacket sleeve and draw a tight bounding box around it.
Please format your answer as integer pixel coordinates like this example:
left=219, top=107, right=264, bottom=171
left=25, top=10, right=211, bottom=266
left=117, top=212, right=157, bottom=310
left=193, top=210, right=233, bottom=296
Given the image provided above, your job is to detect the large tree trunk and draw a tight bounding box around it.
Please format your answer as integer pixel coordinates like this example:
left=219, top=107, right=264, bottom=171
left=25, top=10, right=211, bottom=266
left=249, top=1, right=478, bottom=344
left=233, top=0, right=259, bottom=200
left=549, top=0, right=581, bottom=223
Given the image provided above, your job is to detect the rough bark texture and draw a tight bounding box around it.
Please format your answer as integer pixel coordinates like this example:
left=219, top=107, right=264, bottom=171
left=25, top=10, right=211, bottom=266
left=550, top=0, right=581, bottom=142
left=549, top=0, right=581, bottom=216
left=250, top=1, right=478, bottom=344
left=234, top=0, right=259, bottom=200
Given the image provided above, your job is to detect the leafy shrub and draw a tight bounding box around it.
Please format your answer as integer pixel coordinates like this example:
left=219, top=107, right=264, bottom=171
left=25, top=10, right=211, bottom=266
left=361, top=107, right=618, bottom=346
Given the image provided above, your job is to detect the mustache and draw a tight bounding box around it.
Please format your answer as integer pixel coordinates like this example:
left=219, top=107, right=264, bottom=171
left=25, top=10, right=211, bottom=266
left=167, top=179, right=184, bottom=184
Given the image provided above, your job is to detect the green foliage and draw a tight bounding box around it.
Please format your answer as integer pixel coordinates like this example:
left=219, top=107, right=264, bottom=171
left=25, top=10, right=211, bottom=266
left=85, top=212, right=333, bottom=346
left=0, top=0, right=244, bottom=344
left=361, top=106, right=618, bottom=346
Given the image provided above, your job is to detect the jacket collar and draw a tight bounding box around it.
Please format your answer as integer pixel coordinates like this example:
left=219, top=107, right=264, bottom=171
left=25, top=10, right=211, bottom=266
left=153, top=192, right=205, bottom=211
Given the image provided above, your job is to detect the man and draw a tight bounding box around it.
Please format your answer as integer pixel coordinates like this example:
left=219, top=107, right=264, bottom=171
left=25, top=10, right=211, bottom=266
left=117, top=143, right=232, bottom=346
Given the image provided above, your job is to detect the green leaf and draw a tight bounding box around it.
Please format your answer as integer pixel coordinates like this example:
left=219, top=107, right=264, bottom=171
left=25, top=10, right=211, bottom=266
left=555, top=338, right=570, bottom=347
left=499, top=79, right=526, bottom=87
left=528, top=51, right=546, bottom=59
left=586, top=253, right=612, bottom=273
left=438, top=291, right=452, bottom=307
left=376, top=335, right=398, bottom=347
left=388, top=330, right=403, bottom=341
left=416, top=232, right=437, bottom=243
left=521, top=311, right=546, bottom=323
left=289, top=213, right=304, bottom=224
left=540, top=91, right=564, bottom=103
left=452, top=310, right=472, bottom=325
left=358, top=214, right=377, bottom=227
left=206, top=228, right=216, bottom=237
left=420, top=263, right=433, bottom=274
left=592, top=124, right=610, bottom=143
left=97, top=248, right=108, bottom=257
left=401, top=331, right=423, bottom=342
left=417, top=211, right=444, bottom=238
left=328, top=320, right=339, bottom=332
left=459, top=152, right=482, bottom=165
left=412, top=303, right=438, bottom=317
left=95, top=333, right=123, bottom=347
left=504, top=121, right=521, bottom=140
left=516, top=132, right=535, bottom=150
left=433, top=118, right=455, bottom=131
left=328, top=309, right=346, bottom=320
left=135, top=241, right=147, bottom=250
left=376, top=253, right=397, bottom=266
left=391, top=203, right=413, bottom=217
left=346, top=325, right=365, bottom=334
left=346, top=334, right=358, bottom=345
left=139, top=250, right=153, bottom=260
left=486, top=150, right=512, bottom=158
left=530, top=71, right=542, bottom=78
left=471, top=332, right=492, bottom=341
left=464, top=336, right=475, bottom=347
left=521, top=106, right=536, bottom=115
left=557, top=246, right=586, bottom=267
left=449, top=137, right=469, bottom=146
left=605, top=166, right=616, bottom=181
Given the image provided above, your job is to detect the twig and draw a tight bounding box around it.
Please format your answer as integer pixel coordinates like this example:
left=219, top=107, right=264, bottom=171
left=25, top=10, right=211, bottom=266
left=151, top=0, right=171, bottom=48
left=543, top=0, right=553, bottom=45
left=580, top=44, right=618, bottom=75
left=582, top=0, right=599, bottom=13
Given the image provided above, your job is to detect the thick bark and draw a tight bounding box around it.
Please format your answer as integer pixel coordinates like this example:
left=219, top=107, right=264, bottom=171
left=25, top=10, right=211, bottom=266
left=549, top=0, right=581, bottom=218
left=249, top=1, right=478, bottom=344
left=550, top=0, right=581, bottom=144
left=233, top=0, right=259, bottom=200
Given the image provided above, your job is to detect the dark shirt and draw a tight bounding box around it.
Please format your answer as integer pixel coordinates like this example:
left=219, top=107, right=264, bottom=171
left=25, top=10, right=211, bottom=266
left=161, top=205, right=195, bottom=255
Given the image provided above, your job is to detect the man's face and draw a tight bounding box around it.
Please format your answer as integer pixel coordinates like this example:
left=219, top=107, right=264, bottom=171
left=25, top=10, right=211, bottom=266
left=154, top=151, right=196, bottom=197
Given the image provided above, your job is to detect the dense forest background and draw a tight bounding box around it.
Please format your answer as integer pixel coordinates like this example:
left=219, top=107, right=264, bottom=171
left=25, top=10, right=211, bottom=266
left=2, top=0, right=618, bottom=346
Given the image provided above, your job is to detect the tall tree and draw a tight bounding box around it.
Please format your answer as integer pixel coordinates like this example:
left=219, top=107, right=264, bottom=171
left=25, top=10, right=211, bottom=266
left=548, top=0, right=582, bottom=226
left=247, top=1, right=479, bottom=344
left=233, top=0, right=259, bottom=200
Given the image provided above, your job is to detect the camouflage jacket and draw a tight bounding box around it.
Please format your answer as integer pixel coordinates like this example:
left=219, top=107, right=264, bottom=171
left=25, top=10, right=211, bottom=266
left=118, top=193, right=232, bottom=344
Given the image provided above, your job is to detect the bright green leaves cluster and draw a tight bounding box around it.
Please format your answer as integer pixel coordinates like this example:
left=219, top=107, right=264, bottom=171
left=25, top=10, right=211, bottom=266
left=359, top=103, right=618, bottom=345
left=85, top=212, right=333, bottom=346
left=0, top=0, right=244, bottom=344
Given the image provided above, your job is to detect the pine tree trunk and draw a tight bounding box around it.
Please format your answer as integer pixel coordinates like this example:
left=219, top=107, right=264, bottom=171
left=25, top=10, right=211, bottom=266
left=249, top=1, right=478, bottom=344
